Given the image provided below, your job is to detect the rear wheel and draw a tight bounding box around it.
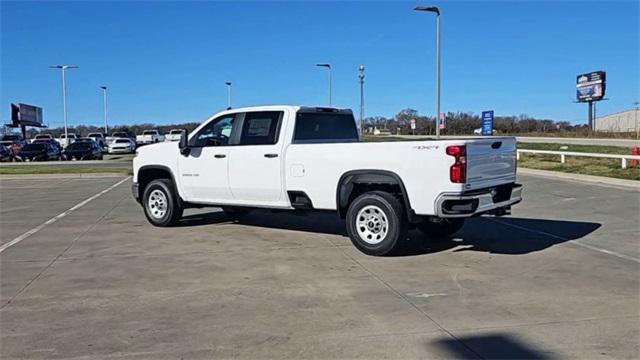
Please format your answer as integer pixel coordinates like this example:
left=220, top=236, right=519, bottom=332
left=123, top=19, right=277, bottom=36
left=142, top=179, right=183, bottom=227
left=417, top=218, right=465, bottom=238
left=346, top=191, right=407, bottom=256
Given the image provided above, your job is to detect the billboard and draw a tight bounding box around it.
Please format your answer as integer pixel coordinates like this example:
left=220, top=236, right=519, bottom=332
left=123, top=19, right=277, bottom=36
left=481, top=111, right=494, bottom=136
left=10, top=103, right=43, bottom=127
left=576, top=71, right=606, bottom=102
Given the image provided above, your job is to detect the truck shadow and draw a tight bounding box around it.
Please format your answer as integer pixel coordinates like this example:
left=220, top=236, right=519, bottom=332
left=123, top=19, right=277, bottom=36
left=178, top=210, right=601, bottom=256
left=430, top=332, right=556, bottom=359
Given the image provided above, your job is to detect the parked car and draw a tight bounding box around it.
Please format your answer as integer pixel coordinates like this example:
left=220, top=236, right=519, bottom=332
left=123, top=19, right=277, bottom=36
left=17, top=142, right=61, bottom=161
left=132, top=105, right=522, bottom=256
left=136, top=130, right=165, bottom=145
left=32, top=134, right=54, bottom=143
left=33, top=138, right=63, bottom=152
left=106, top=131, right=136, bottom=146
left=57, top=133, right=78, bottom=148
left=62, top=139, right=103, bottom=160
left=87, top=132, right=106, bottom=148
left=0, top=134, right=26, bottom=156
left=108, top=138, right=136, bottom=154
left=0, top=144, right=13, bottom=162
left=165, top=129, right=184, bottom=142
left=474, top=128, right=498, bottom=135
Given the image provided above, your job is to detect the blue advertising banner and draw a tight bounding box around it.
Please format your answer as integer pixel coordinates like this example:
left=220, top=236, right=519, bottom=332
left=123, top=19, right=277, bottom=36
left=481, top=110, right=494, bottom=136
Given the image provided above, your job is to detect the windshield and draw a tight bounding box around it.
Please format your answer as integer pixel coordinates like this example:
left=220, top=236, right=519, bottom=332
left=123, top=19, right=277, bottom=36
left=112, top=132, right=128, bottom=137
left=170, top=130, right=182, bottom=134
left=88, top=134, right=101, bottom=138
left=60, top=134, right=76, bottom=139
left=35, top=135, right=50, bottom=139
left=67, top=142, right=92, bottom=150
left=22, top=144, right=46, bottom=151
left=1, top=135, right=20, bottom=141
left=115, top=139, right=130, bottom=144
left=142, top=131, right=156, bottom=135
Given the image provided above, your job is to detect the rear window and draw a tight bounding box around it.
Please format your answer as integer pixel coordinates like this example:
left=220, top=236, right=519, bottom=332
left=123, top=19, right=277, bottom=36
left=112, top=132, right=128, bottom=137
left=115, top=139, right=130, bottom=144
left=293, top=112, right=358, bottom=143
left=142, top=131, right=156, bottom=135
left=68, top=142, right=91, bottom=150
left=170, top=130, right=182, bottom=134
left=35, top=135, right=50, bottom=139
left=23, top=144, right=45, bottom=151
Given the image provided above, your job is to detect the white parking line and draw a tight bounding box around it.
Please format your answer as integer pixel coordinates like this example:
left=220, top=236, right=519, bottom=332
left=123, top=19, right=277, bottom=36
left=0, top=176, right=131, bottom=254
left=488, top=218, right=640, bottom=264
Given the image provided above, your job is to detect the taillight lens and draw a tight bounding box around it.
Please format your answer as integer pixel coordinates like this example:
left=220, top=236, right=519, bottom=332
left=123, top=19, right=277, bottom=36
left=446, top=145, right=467, bottom=183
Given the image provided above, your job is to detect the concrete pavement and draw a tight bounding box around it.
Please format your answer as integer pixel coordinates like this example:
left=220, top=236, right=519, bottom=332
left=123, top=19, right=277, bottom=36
left=1, top=174, right=638, bottom=359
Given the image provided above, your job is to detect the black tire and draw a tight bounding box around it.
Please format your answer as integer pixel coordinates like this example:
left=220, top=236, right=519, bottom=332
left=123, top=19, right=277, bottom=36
left=346, top=191, right=407, bottom=256
left=142, top=179, right=183, bottom=227
left=417, top=218, right=465, bottom=238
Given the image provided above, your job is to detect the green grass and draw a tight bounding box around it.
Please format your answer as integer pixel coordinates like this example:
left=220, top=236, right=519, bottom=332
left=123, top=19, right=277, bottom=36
left=517, top=142, right=632, bottom=155
left=0, top=166, right=132, bottom=175
left=518, top=154, right=639, bottom=181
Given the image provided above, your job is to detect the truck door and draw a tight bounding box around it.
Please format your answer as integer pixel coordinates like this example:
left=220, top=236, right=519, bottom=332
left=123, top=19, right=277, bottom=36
left=227, top=111, right=285, bottom=203
left=177, top=114, right=237, bottom=203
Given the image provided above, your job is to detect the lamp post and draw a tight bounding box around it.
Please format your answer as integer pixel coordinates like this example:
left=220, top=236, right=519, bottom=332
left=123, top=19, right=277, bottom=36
left=100, top=86, right=108, bottom=134
left=49, top=64, right=78, bottom=143
left=316, top=63, right=332, bottom=106
left=634, top=101, right=639, bottom=140
left=225, top=81, right=232, bottom=109
left=414, top=5, right=441, bottom=139
left=358, top=65, right=365, bottom=136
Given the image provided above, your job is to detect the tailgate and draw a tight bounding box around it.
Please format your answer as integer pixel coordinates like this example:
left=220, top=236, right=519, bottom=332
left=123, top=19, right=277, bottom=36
left=465, top=137, right=517, bottom=189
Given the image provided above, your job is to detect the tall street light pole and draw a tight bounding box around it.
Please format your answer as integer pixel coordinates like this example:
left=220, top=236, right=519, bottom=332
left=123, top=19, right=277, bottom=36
left=100, top=86, right=108, bottom=134
left=414, top=5, right=441, bottom=139
left=316, top=63, right=332, bottom=106
left=225, top=81, right=232, bottom=109
left=49, top=64, right=78, bottom=143
left=358, top=65, right=365, bottom=136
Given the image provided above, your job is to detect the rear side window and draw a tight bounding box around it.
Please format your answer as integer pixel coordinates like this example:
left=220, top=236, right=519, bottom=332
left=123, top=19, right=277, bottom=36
left=239, top=111, right=283, bottom=145
left=293, top=112, right=358, bottom=143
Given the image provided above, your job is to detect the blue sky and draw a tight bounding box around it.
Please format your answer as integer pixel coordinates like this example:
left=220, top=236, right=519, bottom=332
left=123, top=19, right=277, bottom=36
left=1, top=1, right=638, bottom=128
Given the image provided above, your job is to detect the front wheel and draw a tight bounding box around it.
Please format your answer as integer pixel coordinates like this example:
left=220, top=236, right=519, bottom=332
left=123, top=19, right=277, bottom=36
left=417, top=218, right=465, bottom=238
left=142, top=179, right=183, bottom=227
left=346, top=191, right=407, bottom=256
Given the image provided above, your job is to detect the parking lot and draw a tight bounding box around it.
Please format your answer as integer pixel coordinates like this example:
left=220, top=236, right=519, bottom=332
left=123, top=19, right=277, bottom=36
left=1, top=174, right=638, bottom=359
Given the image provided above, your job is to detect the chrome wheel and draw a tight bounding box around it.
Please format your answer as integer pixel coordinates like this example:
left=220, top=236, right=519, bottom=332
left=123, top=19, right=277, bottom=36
left=355, top=205, right=389, bottom=245
left=147, top=189, right=168, bottom=219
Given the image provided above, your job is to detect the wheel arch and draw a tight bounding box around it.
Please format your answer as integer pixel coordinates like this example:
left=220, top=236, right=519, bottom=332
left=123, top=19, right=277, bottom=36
left=136, top=165, right=180, bottom=202
left=335, top=169, right=415, bottom=221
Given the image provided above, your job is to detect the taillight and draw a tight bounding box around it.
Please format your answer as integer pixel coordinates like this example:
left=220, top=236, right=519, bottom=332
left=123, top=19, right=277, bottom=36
left=446, top=145, right=466, bottom=183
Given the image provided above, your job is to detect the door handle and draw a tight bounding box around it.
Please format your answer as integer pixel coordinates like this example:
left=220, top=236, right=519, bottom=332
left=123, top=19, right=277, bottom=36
left=214, top=154, right=226, bottom=159
left=264, top=153, right=279, bottom=158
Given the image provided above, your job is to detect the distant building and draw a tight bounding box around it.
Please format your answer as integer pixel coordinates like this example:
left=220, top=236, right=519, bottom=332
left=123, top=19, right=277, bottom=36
left=595, top=108, right=639, bottom=133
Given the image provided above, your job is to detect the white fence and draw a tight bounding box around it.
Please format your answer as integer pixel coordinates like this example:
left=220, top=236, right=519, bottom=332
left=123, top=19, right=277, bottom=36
left=517, top=149, right=640, bottom=169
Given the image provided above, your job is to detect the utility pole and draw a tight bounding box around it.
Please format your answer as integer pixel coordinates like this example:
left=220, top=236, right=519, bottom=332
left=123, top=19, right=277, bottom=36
left=49, top=64, right=78, bottom=143
left=225, top=82, right=232, bottom=109
left=633, top=101, right=639, bottom=140
left=100, top=86, right=108, bottom=134
left=414, top=5, right=441, bottom=139
left=316, top=63, right=332, bottom=106
left=358, top=65, right=365, bottom=136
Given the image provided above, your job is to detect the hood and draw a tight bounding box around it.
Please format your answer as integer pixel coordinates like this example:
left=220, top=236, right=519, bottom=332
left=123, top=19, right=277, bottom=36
left=137, top=141, right=176, bottom=154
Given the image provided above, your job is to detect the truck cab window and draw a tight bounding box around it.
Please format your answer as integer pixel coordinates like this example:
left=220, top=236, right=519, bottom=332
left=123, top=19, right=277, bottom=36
left=239, top=111, right=283, bottom=145
left=191, top=115, right=235, bottom=147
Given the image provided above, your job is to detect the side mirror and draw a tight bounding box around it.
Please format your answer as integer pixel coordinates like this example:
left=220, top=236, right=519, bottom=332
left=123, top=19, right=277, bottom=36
left=179, top=129, right=190, bottom=156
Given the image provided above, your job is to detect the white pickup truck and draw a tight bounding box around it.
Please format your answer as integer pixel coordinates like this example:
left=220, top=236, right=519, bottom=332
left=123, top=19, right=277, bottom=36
left=165, top=129, right=184, bottom=142
left=132, top=105, right=522, bottom=256
left=136, top=130, right=165, bottom=145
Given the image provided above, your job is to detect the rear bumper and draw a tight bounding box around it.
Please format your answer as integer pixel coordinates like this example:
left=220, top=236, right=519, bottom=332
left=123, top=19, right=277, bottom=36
left=435, top=183, right=523, bottom=218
